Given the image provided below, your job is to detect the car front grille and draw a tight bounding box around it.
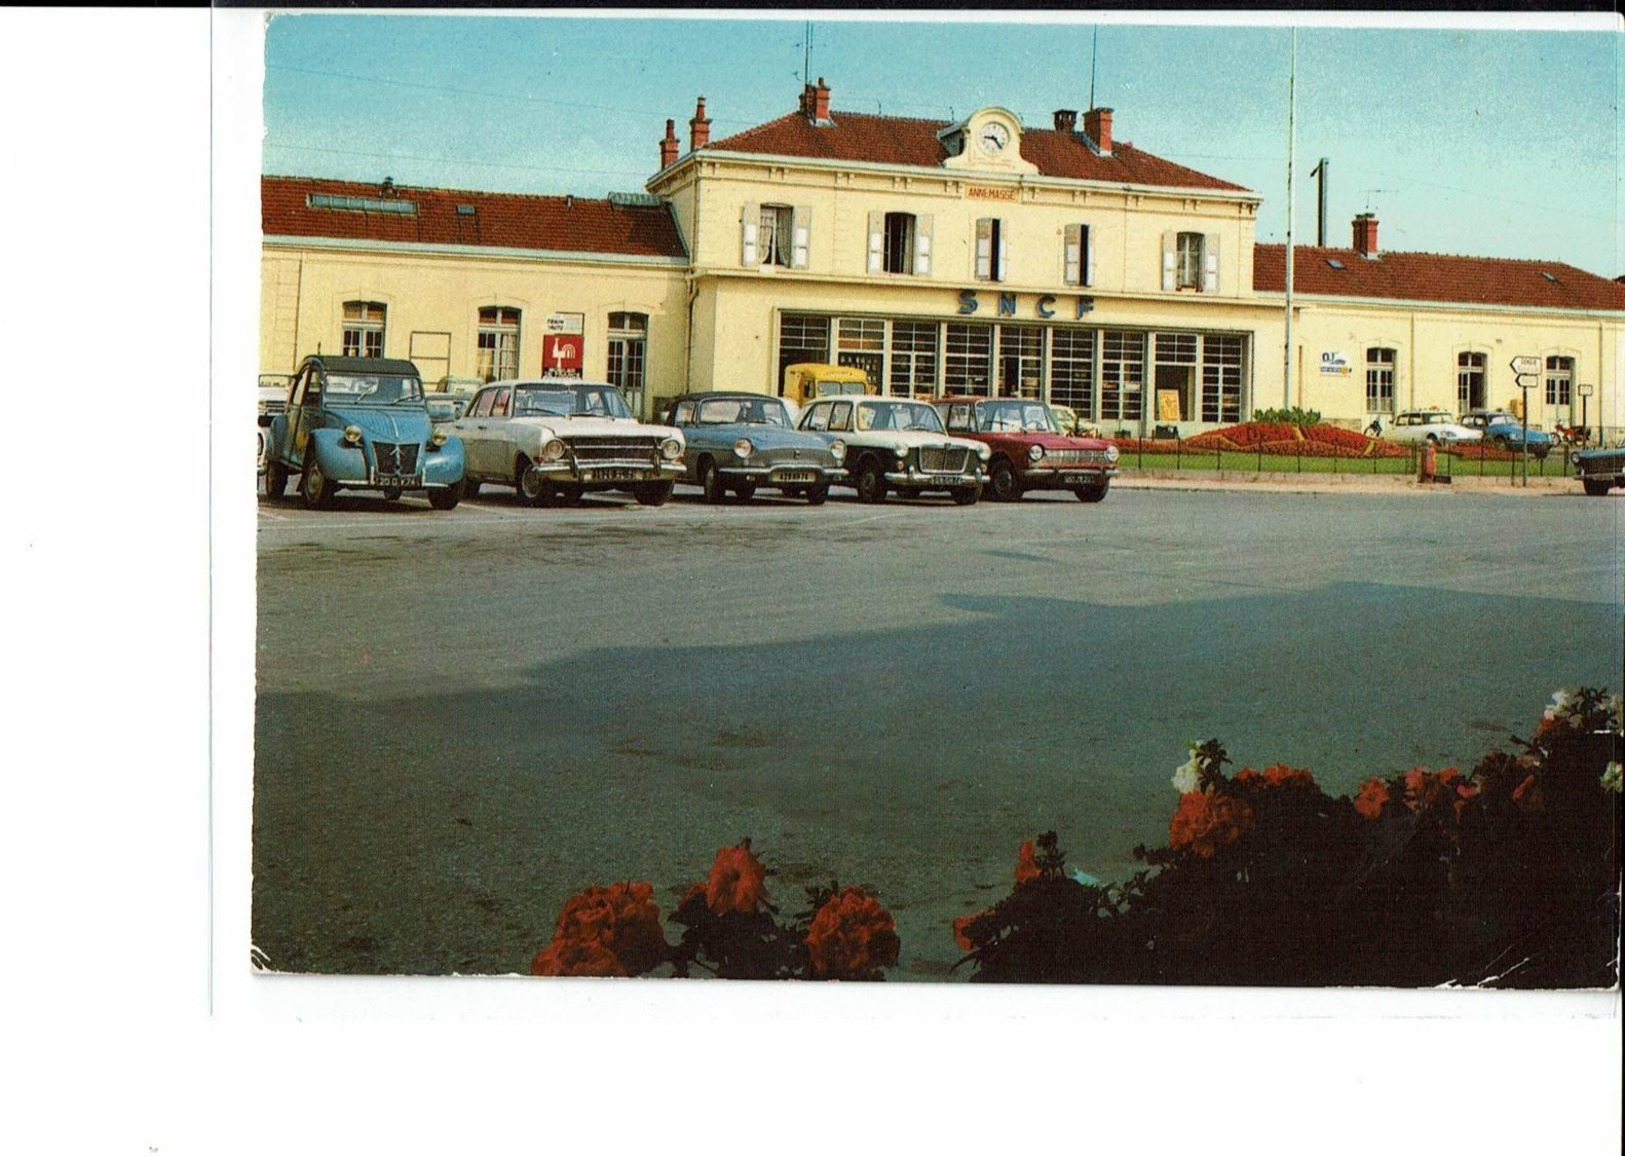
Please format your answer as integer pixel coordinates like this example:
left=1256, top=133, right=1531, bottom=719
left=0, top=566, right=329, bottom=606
left=373, top=441, right=421, bottom=476
left=1046, top=448, right=1113, bottom=467
left=566, top=437, right=662, bottom=466
left=917, top=446, right=970, bottom=473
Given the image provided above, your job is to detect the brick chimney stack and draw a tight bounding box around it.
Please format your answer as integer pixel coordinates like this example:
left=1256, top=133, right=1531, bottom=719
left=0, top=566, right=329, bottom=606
left=1053, top=109, right=1078, bottom=133
left=659, top=118, right=678, bottom=168
left=1353, top=213, right=1379, bottom=256
left=688, top=97, right=711, bottom=151
left=812, top=77, right=830, bottom=121
left=1082, top=107, right=1113, bottom=155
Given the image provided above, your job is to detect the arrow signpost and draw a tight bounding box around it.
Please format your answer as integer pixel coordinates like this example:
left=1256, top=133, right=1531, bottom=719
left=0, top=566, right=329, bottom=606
left=1510, top=357, right=1540, bottom=486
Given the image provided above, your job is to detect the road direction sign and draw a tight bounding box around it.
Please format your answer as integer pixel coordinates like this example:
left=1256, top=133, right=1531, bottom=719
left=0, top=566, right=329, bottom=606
left=1510, top=355, right=1540, bottom=375
left=1514, top=373, right=1539, bottom=389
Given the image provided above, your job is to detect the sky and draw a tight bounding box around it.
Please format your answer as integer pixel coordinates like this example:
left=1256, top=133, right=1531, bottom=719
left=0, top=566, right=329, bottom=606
left=259, top=12, right=1622, bottom=278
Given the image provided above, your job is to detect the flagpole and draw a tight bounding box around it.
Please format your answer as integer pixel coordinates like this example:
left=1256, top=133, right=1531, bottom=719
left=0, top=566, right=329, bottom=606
left=1283, top=27, right=1297, bottom=411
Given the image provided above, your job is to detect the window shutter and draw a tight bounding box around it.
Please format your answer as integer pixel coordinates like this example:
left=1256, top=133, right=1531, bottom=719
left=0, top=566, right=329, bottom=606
left=1064, top=224, right=1082, bottom=285
left=976, top=218, right=993, bottom=279
left=741, top=201, right=759, bottom=267
left=867, top=210, right=883, bottom=273
left=791, top=205, right=810, bottom=269
left=1203, top=233, right=1220, bottom=294
left=915, top=214, right=933, bottom=276
left=1161, top=232, right=1176, bottom=291
left=1084, top=225, right=1096, bottom=288
left=995, top=221, right=1008, bottom=283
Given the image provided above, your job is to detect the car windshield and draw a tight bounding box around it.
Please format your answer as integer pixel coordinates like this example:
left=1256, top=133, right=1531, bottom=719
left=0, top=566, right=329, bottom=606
left=324, top=374, right=425, bottom=405
left=512, top=384, right=632, bottom=419
left=695, top=397, right=790, bottom=427
left=855, top=400, right=945, bottom=433
left=976, top=400, right=1058, bottom=434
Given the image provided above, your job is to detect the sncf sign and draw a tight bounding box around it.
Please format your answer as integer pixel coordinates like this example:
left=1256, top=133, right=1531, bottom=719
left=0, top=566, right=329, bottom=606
left=956, top=290, right=1096, bottom=320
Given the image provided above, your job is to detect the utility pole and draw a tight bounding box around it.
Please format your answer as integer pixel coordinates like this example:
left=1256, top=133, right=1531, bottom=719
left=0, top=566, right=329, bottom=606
left=1283, top=28, right=1297, bottom=411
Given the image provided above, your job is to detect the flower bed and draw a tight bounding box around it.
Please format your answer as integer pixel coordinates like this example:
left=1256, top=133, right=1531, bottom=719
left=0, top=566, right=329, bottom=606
left=1115, top=423, right=1411, bottom=460
left=530, top=688, right=1620, bottom=987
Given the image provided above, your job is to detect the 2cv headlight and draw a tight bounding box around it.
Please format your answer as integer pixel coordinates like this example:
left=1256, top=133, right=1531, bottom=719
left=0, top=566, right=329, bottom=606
left=343, top=424, right=363, bottom=446
left=429, top=428, right=449, bottom=447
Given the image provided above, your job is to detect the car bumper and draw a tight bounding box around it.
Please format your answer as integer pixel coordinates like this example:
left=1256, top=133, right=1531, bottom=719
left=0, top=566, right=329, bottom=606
left=1019, top=466, right=1119, bottom=488
left=528, top=460, right=685, bottom=485
left=318, top=441, right=463, bottom=489
left=720, top=465, right=848, bottom=487
left=884, top=466, right=986, bottom=489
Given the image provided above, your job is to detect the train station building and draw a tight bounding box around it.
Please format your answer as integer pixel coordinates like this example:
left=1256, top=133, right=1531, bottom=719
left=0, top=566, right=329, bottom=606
left=260, top=79, right=1625, bottom=440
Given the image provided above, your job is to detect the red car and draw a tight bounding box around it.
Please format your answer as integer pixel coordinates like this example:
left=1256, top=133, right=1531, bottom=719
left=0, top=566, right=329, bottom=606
left=932, top=396, right=1119, bottom=502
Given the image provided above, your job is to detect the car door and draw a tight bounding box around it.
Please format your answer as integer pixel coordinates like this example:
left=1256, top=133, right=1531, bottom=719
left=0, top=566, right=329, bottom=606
left=288, top=363, right=323, bottom=469
left=456, top=387, right=497, bottom=478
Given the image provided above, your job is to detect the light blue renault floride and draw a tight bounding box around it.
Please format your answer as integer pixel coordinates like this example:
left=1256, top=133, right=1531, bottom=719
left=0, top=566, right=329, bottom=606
left=262, top=355, right=466, bottom=510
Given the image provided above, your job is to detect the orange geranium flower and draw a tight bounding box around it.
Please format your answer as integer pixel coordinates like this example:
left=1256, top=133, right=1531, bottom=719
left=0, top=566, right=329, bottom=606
left=1263, top=763, right=1317, bottom=790
left=529, top=880, right=666, bottom=977
left=1015, top=839, right=1041, bottom=883
left=1353, top=777, right=1391, bottom=820
left=1168, top=790, right=1254, bottom=858
left=952, top=909, right=995, bottom=953
left=531, top=938, right=626, bottom=978
left=805, top=887, right=900, bottom=980
left=1401, top=767, right=1475, bottom=818
left=705, top=840, right=768, bottom=915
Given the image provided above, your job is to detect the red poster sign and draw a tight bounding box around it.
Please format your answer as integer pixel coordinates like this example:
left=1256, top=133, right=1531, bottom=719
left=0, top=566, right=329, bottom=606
left=542, top=334, right=583, bottom=377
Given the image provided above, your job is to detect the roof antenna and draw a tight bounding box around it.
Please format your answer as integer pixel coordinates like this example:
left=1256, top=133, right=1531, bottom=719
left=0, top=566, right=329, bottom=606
left=802, top=20, right=812, bottom=87
left=1361, top=188, right=1394, bottom=212
left=1089, top=25, right=1099, bottom=109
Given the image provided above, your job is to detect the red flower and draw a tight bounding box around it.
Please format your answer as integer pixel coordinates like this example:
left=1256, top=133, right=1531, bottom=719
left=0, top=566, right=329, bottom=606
left=1353, top=777, right=1392, bottom=820
left=1168, top=790, right=1254, bottom=858
left=805, top=887, right=900, bottom=981
left=952, top=908, right=995, bottom=953
left=1263, top=763, right=1316, bottom=790
left=1015, top=839, right=1042, bottom=884
left=705, top=840, right=768, bottom=915
left=1233, top=768, right=1265, bottom=787
left=529, top=880, right=666, bottom=977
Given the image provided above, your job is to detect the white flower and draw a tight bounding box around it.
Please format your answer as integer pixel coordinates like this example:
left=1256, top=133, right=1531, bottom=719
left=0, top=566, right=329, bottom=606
left=1543, top=688, right=1575, bottom=722
left=1601, top=763, right=1622, bottom=793
left=1172, top=753, right=1202, bottom=794
left=1603, top=696, right=1623, bottom=734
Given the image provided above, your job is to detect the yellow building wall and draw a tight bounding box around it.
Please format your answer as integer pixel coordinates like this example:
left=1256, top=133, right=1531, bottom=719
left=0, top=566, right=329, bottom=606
left=259, top=243, right=689, bottom=412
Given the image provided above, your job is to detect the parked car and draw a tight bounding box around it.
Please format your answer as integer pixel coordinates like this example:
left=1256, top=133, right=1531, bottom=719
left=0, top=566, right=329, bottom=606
left=933, top=396, right=1120, bottom=502
left=257, top=375, right=292, bottom=479
left=1457, top=409, right=1553, bottom=458
left=797, top=395, right=989, bottom=504
left=451, top=379, right=684, bottom=506
left=780, top=362, right=875, bottom=409
left=262, top=355, right=465, bottom=509
left=666, top=391, right=847, bottom=504
left=1573, top=446, right=1625, bottom=496
left=426, top=391, right=474, bottom=426
left=1385, top=410, right=1483, bottom=446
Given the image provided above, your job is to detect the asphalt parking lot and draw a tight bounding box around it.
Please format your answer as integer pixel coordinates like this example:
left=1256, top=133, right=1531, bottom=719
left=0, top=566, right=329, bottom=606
left=251, top=478, right=1622, bottom=980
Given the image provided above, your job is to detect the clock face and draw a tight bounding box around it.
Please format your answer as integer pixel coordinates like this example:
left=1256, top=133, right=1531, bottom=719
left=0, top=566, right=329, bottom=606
left=978, top=123, right=1010, bottom=153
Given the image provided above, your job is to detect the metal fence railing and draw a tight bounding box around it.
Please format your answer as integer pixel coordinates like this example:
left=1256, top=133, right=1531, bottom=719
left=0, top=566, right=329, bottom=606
left=1112, top=437, right=1582, bottom=483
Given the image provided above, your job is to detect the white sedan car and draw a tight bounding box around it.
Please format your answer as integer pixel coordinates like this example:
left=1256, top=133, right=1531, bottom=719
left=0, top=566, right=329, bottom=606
left=451, top=379, right=684, bottom=506
left=797, top=395, right=990, bottom=504
left=1385, top=410, right=1483, bottom=446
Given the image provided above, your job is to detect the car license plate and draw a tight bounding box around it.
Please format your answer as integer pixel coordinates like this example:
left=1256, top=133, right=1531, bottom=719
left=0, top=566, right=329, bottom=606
left=582, top=468, right=641, bottom=483
left=375, top=474, right=419, bottom=487
left=1061, top=471, right=1095, bottom=484
left=773, top=469, right=817, bottom=483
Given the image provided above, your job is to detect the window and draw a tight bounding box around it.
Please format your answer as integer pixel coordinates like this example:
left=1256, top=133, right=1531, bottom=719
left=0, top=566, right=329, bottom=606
left=1456, top=352, right=1486, bottom=412
left=1162, top=232, right=1218, bottom=293
left=998, top=325, right=1043, bottom=398
left=606, top=312, right=648, bottom=406
left=1177, top=233, right=1204, bottom=289
left=1154, top=332, right=1198, bottom=422
left=1366, top=347, right=1396, bottom=412
left=1100, top=330, right=1146, bottom=423
left=777, top=314, right=831, bottom=393
left=1201, top=335, right=1245, bottom=424
left=943, top=323, right=993, bottom=395
left=975, top=218, right=1007, bottom=282
left=1545, top=356, right=1573, bottom=407
left=743, top=203, right=808, bottom=268
left=836, top=318, right=885, bottom=393
left=1064, top=224, right=1094, bottom=287
left=1048, top=328, right=1094, bottom=418
left=342, top=301, right=386, bottom=358
left=476, top=307, right=520, bottom=383
left=888, top=320, right=939, bottom=398
left=869, top=211, right=931, bottom=276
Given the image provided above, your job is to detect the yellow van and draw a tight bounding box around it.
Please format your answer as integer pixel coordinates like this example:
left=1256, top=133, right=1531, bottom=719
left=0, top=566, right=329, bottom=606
left=781, top=363, right=875, bottom=408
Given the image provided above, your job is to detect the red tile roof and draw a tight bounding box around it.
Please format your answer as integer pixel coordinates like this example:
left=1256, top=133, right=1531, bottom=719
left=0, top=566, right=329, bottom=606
left=705, top=110, right=1251, bottom=194
left=261, top=176, right=688, bottom=260
left=1254, top=245, right=1625, bottom=312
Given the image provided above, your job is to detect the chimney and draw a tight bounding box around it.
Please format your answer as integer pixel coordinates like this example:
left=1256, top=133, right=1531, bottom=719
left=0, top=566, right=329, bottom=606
left=659, top=118, right=678, bottom=168
left=1353, top=212, right=1379, bottom=257
left=812, top=77, right=830, bottom=122
left=1053, top=109, right=1078, bottom=133
left=1082, top=107, right=1113, bottom=155
left=688, top=96, right=711, bottom=151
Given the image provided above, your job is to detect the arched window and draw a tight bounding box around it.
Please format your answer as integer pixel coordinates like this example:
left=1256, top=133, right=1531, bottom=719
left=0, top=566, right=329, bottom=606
left=1545, top=356, right=1574, bottom=408
left=1365, top=347, right=1396, bottom=412
left=607, top=312, right=648, bottom=404
left=342, top=301, right=386, bottom=358
left=1456, top=351, right=1486, bottom=411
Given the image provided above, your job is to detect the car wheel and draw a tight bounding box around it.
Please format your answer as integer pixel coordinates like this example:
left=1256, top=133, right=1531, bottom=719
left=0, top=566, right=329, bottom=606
left=1076, top=481, right=1110, bottom=503
left=300, top=452, right=336, bottom=510
left=854, top=456, right=887, bottom=504
left=988, top=460, right=1021, bottom=501
left=733, top=478, right=758, bottom=502
left=635, top=480, right=674, bottom=507
left=1582, top=479, right=1612, bottom=497
left=951, top=484, right=981, bottom=506
left=517, top=457, right=552, bottom=506
left=264, top=459, right=288, bottom=499
left=806, top=483, right=830, bottom=506
left=428, top=485, right=460, bottom=511
left=699, top=458, right=726, bottom=504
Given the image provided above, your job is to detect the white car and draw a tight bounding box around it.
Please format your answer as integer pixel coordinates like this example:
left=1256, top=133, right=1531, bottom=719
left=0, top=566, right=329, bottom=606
left=451, top=379, right=685, bottom=506
left=797, top=395, right=990, bottom=504
left=1385, top=410, right=1483, bottom=446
